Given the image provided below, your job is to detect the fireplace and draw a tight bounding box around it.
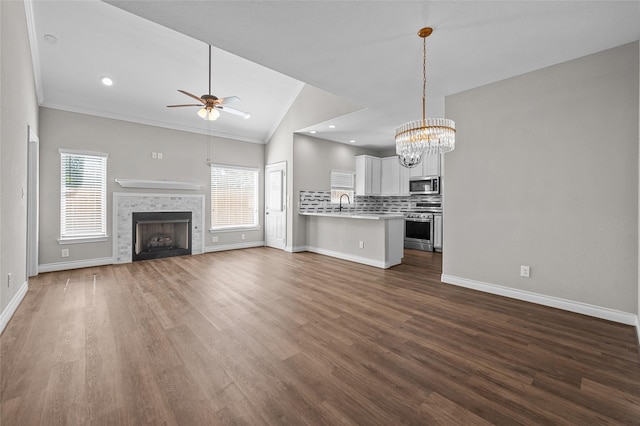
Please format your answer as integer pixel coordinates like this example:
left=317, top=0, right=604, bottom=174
left=132, top=211, right=192, bottom=261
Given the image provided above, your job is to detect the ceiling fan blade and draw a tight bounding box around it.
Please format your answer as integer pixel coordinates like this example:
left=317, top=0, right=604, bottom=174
left=178, top=90, right=204, bottom=103
left=166, top=104, right=203, bottom=108
left=218, top=96, right=240, bottom=105
left=216, top=105, right=251, bottom=119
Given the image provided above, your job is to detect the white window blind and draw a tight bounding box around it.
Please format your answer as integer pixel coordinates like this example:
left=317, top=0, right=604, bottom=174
left=60, top=150, right=108, bottom=240
left=331, top=170, right=355, bottom=189
left=330, top=169, right=355, bottom=204
left=211, top=165, right=258, bottom=229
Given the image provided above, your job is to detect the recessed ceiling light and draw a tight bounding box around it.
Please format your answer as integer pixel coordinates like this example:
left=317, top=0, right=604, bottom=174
left=100, top=76, right=114, bottom=86
left=349, top=140, right=356, bottom=143
left=43, top=34, right=58, bottom=45
left=309, top=130, right=317, bottom=134
left=328, top=125, right=336, bottom=129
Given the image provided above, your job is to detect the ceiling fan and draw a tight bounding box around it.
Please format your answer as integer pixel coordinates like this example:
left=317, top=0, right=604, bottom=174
left=167, top=44, right=250, bottom=121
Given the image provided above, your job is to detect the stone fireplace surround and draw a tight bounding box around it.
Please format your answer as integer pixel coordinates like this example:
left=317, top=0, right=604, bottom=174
left=113, top=192, right=205, bottom=263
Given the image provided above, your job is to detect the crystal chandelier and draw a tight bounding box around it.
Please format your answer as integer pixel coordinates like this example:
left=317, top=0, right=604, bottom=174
left=395, top=27, right=455, bottom=168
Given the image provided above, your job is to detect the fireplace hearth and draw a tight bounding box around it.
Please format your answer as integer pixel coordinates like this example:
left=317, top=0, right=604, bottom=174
left=132, top=211, right=192, bottom=261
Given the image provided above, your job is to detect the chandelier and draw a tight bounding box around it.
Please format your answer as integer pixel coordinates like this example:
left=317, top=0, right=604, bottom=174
left=395, top=27, right=455, bottom=168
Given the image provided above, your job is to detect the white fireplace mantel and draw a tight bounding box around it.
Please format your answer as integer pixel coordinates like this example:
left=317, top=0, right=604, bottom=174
left=113, top=192, right=205, bottom=263
left=115, top=178, right=202, bottom=191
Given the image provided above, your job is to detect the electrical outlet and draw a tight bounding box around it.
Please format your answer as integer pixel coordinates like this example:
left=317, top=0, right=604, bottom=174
left=520, top=265, right=530, bottom=278
left=241, top=234, right=246, bottom=240
left=157, top=152, right=163, bottom=159
left=61, top=248, right=70, bottom=258
left=211, top=236, right=219, bottom=243
left=152, top=152, right=157, bottom=159
left=7, top=273, right=11, bottom=288
left=359, top=241, right=364, bottom=249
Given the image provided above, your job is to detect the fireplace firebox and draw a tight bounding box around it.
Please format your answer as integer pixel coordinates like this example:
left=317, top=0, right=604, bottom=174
left=132, top=211, right=192, bottom=261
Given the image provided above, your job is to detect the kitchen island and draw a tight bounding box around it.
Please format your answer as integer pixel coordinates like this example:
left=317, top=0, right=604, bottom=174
left=300, top=212, right=405, bottom=269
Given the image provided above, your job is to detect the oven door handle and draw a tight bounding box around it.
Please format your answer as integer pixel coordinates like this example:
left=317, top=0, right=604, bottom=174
left=405, top=218, right=433, bottom=223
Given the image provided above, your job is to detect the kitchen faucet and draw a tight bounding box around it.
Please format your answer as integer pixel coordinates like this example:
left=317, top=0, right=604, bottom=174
left=339, top=194, right=350, bottom=212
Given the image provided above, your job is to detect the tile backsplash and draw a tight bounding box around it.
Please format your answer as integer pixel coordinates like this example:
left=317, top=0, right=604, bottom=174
left=299, top=190, right=438, bottom=214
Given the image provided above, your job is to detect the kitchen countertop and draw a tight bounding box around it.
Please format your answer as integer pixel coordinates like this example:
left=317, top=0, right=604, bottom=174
left=299, top=211, right=405, bottom=220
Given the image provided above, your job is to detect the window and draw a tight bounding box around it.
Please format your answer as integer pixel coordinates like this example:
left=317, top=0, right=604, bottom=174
left=330, top=169, right=355, bottom=204
left=60, top=150, right=108, bottom=241
left=210, top=164, right=259, bottom=230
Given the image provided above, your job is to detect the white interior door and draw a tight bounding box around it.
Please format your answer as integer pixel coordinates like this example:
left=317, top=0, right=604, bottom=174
left=265, top=162, right=286, bottom=250
left=27, top=126, right=39, bottom=277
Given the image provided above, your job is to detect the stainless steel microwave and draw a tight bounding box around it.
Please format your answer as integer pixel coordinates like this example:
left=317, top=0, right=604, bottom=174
left=409, top=177, right=440, bottom=195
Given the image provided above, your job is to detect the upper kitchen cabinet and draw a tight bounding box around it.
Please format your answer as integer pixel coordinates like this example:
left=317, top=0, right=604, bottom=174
left=380, top=157, right=410, bottom=196
left=355, top=155, right=381, bottom=196
left=409, top=152, right=442, bottom=177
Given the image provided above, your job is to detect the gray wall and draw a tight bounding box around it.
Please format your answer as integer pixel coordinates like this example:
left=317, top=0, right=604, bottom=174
left=292, top=134, right=379, bottom=249
left=444, top=42, right=639, bottom=314
left=1, top=1, right=39, bottom=313
left=265, top=84, right=363, bottom=251
left=38, top=108, right=265, bottom=266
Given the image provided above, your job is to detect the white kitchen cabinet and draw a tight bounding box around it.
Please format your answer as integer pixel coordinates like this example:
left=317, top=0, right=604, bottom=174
left=355, top=155, right=381, bottom=196
left=409, top=152, right=442, bottom=177
left=433, top=213, right=442, bottom=252
left=424, top=152, right=441, bottom=177
left=380, top=156, right=410, bottom=196
left=380, top=157, right=396, bottom=195
left=399, top=162, right=410, bottom=195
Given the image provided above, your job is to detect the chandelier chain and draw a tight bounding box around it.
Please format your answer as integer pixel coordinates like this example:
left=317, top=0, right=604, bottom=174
left=422, top=35, right=427, bottom=124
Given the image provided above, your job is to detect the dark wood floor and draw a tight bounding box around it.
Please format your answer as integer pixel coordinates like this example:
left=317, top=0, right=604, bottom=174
left=1, top=248, right=639, bottom=425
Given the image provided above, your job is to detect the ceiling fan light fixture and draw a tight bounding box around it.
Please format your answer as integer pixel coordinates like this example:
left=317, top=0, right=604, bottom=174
left=208, top=108, right=221, bottom=121
left=198, top=107, right=220, bottom=121
left=395, top=27, right=455, bottom=168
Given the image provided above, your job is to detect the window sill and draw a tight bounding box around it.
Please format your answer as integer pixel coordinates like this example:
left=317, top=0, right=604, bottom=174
left=209, top=227, right=260, bottom=234
left=58, top=236, right=109, bottom=245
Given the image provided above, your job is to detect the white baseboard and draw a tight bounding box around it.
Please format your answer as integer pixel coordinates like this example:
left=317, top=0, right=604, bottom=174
left=0, top=280, right=28, bottom=335
left=636, top=316, right=640, bottom=345
left=39, top=257, right=114, bottom=273
left=288, top=245, right=307, bottom=253
left=304, top=246, right=397, bottom=269
left=441, top=274, right=638, bottom=326
left=39, top=244, right=267, bottom=272
left=204, top=241, right=265, bottom=253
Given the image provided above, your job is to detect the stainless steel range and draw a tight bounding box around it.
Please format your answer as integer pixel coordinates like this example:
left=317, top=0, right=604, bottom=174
left=404, top=199, right=441, bottom=252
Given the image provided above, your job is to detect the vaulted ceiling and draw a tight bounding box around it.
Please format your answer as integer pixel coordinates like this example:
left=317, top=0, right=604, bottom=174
left=28, top=1, right=640, bottom=149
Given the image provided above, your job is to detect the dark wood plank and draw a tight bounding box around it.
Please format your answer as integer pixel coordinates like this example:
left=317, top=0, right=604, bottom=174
left=1, top=248, right=639, bottom=425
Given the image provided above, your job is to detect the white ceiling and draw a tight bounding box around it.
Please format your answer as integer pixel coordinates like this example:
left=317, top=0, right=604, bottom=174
left=28, top=1, right=640, bottom=150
